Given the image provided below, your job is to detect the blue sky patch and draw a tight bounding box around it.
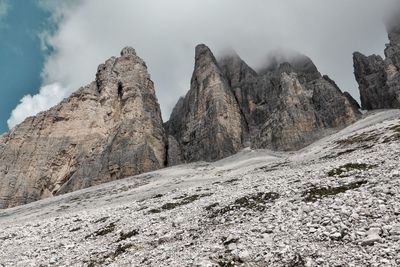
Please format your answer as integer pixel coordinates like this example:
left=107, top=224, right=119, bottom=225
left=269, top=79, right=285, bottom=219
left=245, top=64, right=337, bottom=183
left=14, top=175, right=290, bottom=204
left=0, top=0, right=52, bottom=133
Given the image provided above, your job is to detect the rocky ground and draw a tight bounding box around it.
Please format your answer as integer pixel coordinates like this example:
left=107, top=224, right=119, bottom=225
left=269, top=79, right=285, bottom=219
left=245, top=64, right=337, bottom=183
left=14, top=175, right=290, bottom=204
left=0, top=110, right=400, bottom=267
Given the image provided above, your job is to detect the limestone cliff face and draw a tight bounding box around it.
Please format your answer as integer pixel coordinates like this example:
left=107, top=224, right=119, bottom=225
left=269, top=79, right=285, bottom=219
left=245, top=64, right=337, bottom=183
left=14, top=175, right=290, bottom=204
left=253, top=73, right=359, bottom=150
left=220, top=52, right=359, bottom=151
left=167, top=45, right=360, bottom=163
left=353, top=11, right=400, bottom=110
left=165, top=45, right=244, bottom=163
left=0, top=47, right=166, bottom=209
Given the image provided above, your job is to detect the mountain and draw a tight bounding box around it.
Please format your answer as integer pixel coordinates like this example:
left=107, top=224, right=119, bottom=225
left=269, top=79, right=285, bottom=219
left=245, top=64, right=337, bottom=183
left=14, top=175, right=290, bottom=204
left=165, top=45, right=245, bottom=163
left=1, top=110, right=399, bottom=266
left=0, top=47, right=167, bottom=209
left=353, top=9, right=400, bottom=109
left=0, top=44, right=366, bottom=209
left=166, top=44, right=360, bottom=164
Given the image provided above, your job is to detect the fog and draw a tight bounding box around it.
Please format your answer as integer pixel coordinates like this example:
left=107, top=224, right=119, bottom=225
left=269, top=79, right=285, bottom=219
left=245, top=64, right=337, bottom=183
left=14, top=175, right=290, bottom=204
left=7, top=0, right=400, bottom=128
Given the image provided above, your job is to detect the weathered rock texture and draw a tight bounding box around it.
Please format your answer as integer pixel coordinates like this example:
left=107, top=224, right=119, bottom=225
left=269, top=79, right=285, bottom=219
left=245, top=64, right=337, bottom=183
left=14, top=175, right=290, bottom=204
left=165, top=45, right=244, bottom=163
left=353, top=10, right=400, bottom=110
left=0, top=47, right=167, bottom=209
left=166, top=44, right=360, bottom=163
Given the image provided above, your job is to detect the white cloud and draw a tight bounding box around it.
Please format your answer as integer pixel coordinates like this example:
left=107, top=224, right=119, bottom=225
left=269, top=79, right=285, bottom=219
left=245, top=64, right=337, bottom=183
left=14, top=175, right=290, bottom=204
left=7, top=83, right=68, bottom=129
left=7, top=0, right=400, bottom=129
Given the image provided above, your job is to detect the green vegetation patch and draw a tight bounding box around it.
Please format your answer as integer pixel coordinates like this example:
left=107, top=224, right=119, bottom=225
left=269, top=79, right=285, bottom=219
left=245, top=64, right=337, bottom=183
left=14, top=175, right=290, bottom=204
left=85, top=222, right=116, bottom=239
left=214, top=249, right=242, bottom=267
left=204, top=202, right=219, bottom=211
left=335, top=131, right=380, bottom=147
left=327, top=163, right=375, bottom=177
left=256, top=162, right=289, bottom=172
left=93, top=216, right=109, bottom=223
left=210, top=192, right=279, bottom=217
left=216, top=256, right=240, bottom=267
left=382, top=124, right=400, bottom=143
left=302, top=180, right=367, bottom=202
left=117, top=229, right=139, bottom=242
left=390, top=124, right=400, bottom=133
left=148, top=193, right=212, bottom=213
left=287, top=253, right=306, bottom=267
left=223, top=178, right=240, bottom=184
left=114, top=243, right=134, bottom=258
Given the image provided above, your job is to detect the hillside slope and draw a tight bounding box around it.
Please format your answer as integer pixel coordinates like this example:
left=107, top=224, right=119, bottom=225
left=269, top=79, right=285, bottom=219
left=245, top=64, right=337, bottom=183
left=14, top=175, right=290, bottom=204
left=0, top=110, right=399, bottom=266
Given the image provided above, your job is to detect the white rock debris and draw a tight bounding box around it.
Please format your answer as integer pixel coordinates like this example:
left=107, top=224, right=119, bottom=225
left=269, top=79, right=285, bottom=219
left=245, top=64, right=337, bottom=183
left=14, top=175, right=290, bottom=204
left=0, top=110, right=400, bottom=266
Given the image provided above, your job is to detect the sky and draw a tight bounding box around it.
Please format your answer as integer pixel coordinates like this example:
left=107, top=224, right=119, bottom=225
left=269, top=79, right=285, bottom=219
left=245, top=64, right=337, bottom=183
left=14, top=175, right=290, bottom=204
left=1, top=0, right=399, bottom=133
left=0, top=0, right=53, bottom=133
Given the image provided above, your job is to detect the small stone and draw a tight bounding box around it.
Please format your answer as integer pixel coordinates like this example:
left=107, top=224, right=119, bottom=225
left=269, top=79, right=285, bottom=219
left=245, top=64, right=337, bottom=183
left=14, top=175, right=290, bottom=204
left=356, top=231, right=366, bottom=236
left=361, top=228, right=382, bottom=246
left=390, top=170, right=400, bottom=177
left=330, top=232, right=342, bottom=240
left=238, top=250, right=251, bottom=261
left=389, top=225, right=400, bottom=236
left=361, top=235, right=381, bottom=246
left=227, top=243, right=237, bottom=251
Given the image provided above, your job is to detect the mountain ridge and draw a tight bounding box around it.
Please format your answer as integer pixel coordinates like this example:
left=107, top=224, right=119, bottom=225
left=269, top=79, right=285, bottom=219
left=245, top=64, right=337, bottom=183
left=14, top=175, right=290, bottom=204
left=166, top=44, right=360, bottom=165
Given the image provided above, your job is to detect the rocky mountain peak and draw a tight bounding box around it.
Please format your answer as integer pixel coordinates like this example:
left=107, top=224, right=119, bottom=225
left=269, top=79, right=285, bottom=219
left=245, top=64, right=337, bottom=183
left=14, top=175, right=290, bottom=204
left=353, top=9, right=400, bottom=110
left=120, top=46, right=137, bottom=56
left=165, top=44, right=245, bottom=163
left=193, top=44, right=222, bottom=75
left=0, top=48, right=167, bottom=209
left=259, top=50, right=321, bottom=82
left=95, top=47, right=151, bottom=106
left=195, top=44, right=211, bottom=56
left=166, top=44, right=360, bottom=163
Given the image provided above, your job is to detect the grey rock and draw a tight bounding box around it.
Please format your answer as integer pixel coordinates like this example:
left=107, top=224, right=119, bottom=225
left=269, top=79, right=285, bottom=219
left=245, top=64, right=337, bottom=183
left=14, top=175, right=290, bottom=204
left=253, top=72, right=360, bottom=150
left=167, top=135, right=184, bottom=166
left=343, top=92, right=361, bottom=110
left=353, top=9, right=400, bottom=110
left=330, top=232, right=342, bottom=240
left=0, top=47, right=167, bottom=209
left=167, top=45, right=360, bottom=162
left=389, top=225, right=400, bottom=236
left=361, top=227, right=382, bottom=246
left=165, top=44, right=245, bottom=163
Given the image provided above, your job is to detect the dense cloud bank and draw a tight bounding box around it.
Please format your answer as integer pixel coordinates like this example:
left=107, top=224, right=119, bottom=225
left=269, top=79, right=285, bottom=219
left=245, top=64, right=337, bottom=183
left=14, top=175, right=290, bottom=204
left=8, top=0, right=400, bottom=128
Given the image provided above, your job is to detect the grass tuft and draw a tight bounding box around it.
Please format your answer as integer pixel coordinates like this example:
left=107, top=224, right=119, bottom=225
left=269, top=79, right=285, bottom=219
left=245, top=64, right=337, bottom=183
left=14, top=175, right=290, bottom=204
left=302, top=180, right=367, bottom=202
left=327, top=163, right=375, bottom=177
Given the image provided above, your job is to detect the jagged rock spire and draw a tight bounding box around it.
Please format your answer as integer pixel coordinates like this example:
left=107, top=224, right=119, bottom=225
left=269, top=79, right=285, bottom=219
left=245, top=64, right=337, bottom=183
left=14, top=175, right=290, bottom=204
left=165, top=44, right=245, bottom=163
